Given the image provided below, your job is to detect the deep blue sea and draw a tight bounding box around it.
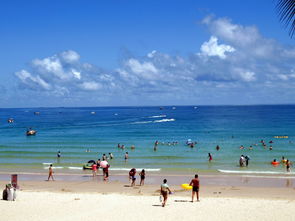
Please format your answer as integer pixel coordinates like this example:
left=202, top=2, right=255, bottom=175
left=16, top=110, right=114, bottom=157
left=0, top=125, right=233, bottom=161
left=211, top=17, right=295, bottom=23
left=0, top=105, right=294, bottom=175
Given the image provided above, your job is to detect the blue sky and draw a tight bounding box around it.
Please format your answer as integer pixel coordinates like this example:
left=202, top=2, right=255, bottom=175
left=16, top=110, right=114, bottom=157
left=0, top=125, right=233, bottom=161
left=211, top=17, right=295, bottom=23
left=0, top=0, right=294, bottom=107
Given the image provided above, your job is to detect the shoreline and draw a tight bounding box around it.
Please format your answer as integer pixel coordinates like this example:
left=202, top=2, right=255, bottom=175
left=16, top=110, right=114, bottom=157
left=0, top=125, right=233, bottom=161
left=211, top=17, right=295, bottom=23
left=1, top=170, right=295, bottom=188
left=1, top=171, right=295, bottom=197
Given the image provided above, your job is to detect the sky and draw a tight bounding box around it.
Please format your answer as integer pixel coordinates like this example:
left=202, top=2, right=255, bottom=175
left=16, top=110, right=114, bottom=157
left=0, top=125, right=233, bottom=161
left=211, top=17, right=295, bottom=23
left=0, top=0, right=294, bottom=107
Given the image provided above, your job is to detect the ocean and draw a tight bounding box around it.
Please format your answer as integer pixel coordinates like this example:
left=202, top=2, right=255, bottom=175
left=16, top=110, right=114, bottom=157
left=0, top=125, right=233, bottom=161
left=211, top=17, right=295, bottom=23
left=0, top=105, right=294, bottom=175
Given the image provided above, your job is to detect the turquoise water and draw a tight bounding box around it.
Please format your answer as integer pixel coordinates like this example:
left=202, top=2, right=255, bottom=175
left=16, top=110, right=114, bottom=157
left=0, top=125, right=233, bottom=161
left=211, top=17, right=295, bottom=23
left=0, top=105, right=294, bottom=175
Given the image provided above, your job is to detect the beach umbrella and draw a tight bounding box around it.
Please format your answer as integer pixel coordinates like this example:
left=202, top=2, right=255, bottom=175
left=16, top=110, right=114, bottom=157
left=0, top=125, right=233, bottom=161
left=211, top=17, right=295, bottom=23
left=100, top=160, right=108, bottom=168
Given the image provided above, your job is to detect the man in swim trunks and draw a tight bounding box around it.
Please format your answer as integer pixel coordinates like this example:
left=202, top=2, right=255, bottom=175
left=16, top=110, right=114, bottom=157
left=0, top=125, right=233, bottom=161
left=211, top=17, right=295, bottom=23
left=189, top=174, right=200, bottom=202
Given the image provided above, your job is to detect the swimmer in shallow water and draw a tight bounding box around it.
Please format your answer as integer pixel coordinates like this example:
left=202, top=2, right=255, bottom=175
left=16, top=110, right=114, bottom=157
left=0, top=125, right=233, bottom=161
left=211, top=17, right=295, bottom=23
left=208, top=153, right=212, bottom=162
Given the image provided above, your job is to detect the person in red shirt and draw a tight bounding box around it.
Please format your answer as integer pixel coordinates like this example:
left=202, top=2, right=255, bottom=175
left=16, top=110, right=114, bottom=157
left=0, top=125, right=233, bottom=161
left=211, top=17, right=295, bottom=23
left=189, top=174, right=200, bottom=202
left=92, top=163, right=97, bottom=177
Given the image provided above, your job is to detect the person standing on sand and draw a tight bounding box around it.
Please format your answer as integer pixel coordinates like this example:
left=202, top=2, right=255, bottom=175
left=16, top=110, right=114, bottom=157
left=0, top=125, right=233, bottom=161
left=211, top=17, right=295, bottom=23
left=129, top=168, right=136, bottom=186
left=47, top=164, right=54, bottom=181
left=57, top=150, right=61, bottom=158
left=103, top=164, right=110, bottom=181
left=160, top=179, right=172, bottom=207
left=92, top=163, right=97, bottom=177
left=139, top=169, right=145, bottom=186
left=189, top=174, right=200, bottom=202
left=216, top=145, right=220, bottom=151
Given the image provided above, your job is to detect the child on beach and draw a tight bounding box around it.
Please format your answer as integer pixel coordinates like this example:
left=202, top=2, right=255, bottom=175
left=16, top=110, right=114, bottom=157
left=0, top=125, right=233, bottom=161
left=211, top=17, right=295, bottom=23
left=139, top=169, right=145, bottom=186
left=129, top=168, right=136, bottom=186
left=92, top=163, right=97, bottom=177
left=189, top=174, right=200, bottom=202
left=160, top=179, right=172, bottom=207
left=47, top=164, right=54, bottom=181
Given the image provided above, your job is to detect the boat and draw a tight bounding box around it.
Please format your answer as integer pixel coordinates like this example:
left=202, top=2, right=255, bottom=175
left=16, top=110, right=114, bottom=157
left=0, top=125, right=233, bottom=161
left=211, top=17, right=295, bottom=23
left=26, top=129, right=37, bottom=136
left=7, top=118, right=14, bottom=123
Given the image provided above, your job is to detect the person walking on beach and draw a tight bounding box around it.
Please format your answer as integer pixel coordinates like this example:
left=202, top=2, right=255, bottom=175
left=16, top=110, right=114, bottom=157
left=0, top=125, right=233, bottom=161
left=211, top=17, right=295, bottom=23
left=139, top=169, right=146, bottom=186
left=103, top=164, right=110, bottom=181
left=160, top=179, right=172, bottom=207
left=47, top=164, right=54, bottom=181
left=129, top=168, right=136, bottom=186
left=57, top=150, right=61, bottom=158
left=216, top=145, right=220, bottom=151
left=189, top=174, right=200, bottom=202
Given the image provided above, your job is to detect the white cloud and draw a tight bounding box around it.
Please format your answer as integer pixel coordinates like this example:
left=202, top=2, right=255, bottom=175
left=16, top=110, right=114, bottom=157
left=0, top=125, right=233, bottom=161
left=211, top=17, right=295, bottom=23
left=60, top=50, right=80, bottom=63
left=14, top=16, right=295, bottom=105
left=200, top=36, right=235, bottom=59
left=80, top=81, right=102, bottom=91
left=147, top=50, right=157, bottom=58
left=15, top=50, right=115, bottom=95
left=202, top=16, right=260, bottom=47
left=71, top=69, right=81, bottom=79
left=127, top=59, right=158, bottom=74
left=16, top=70, right=51, bottom=90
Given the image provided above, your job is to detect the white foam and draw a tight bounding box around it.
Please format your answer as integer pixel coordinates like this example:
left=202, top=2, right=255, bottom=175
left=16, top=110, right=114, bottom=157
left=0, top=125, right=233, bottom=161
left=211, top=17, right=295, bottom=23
left=68, top=167, right=82, bottom=170
left=131, top=121, right=153, bottom=124
left=154, top=118, right=175, bottom=123
left=42, top=163, right=52, bottom=165
left=218, top=169, right=295, bottom=175
left=148, top=115, right=166, bottom=118
left=43, top=166, right=64, bottom=169
left=110, top=168, right=161, bottom=172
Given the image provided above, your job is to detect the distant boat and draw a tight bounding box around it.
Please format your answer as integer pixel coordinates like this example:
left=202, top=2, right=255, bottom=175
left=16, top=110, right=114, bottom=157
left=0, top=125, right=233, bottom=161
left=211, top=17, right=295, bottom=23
left=91, top=112, right=96, bottom=114
left=160, top=107, right=164, bottom=110
left=26, top=129, right=37, bottom=136
left=7, top=118, right=14, bottom=123
left=194, top=106, right=198, bottom=109
left=172, top=107, right=176, bottom=110
left=34, top=112, right=40, bottom=115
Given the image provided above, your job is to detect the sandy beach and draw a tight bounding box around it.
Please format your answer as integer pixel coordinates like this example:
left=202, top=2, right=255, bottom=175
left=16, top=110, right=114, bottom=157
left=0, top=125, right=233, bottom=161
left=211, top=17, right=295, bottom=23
left=1, top=173, right=295, bottom=221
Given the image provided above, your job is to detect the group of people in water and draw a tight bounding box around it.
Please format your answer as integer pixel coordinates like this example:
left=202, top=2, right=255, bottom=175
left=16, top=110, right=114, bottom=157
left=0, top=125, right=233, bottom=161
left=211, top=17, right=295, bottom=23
left=238, top=139, right=293, bottom=171
left=271, top=157, right=292, bottom=172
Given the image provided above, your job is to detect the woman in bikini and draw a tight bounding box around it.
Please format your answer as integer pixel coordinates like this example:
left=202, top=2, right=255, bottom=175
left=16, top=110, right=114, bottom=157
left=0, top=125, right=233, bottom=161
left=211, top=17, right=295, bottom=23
left=160, top=179, right=172, bottom=207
